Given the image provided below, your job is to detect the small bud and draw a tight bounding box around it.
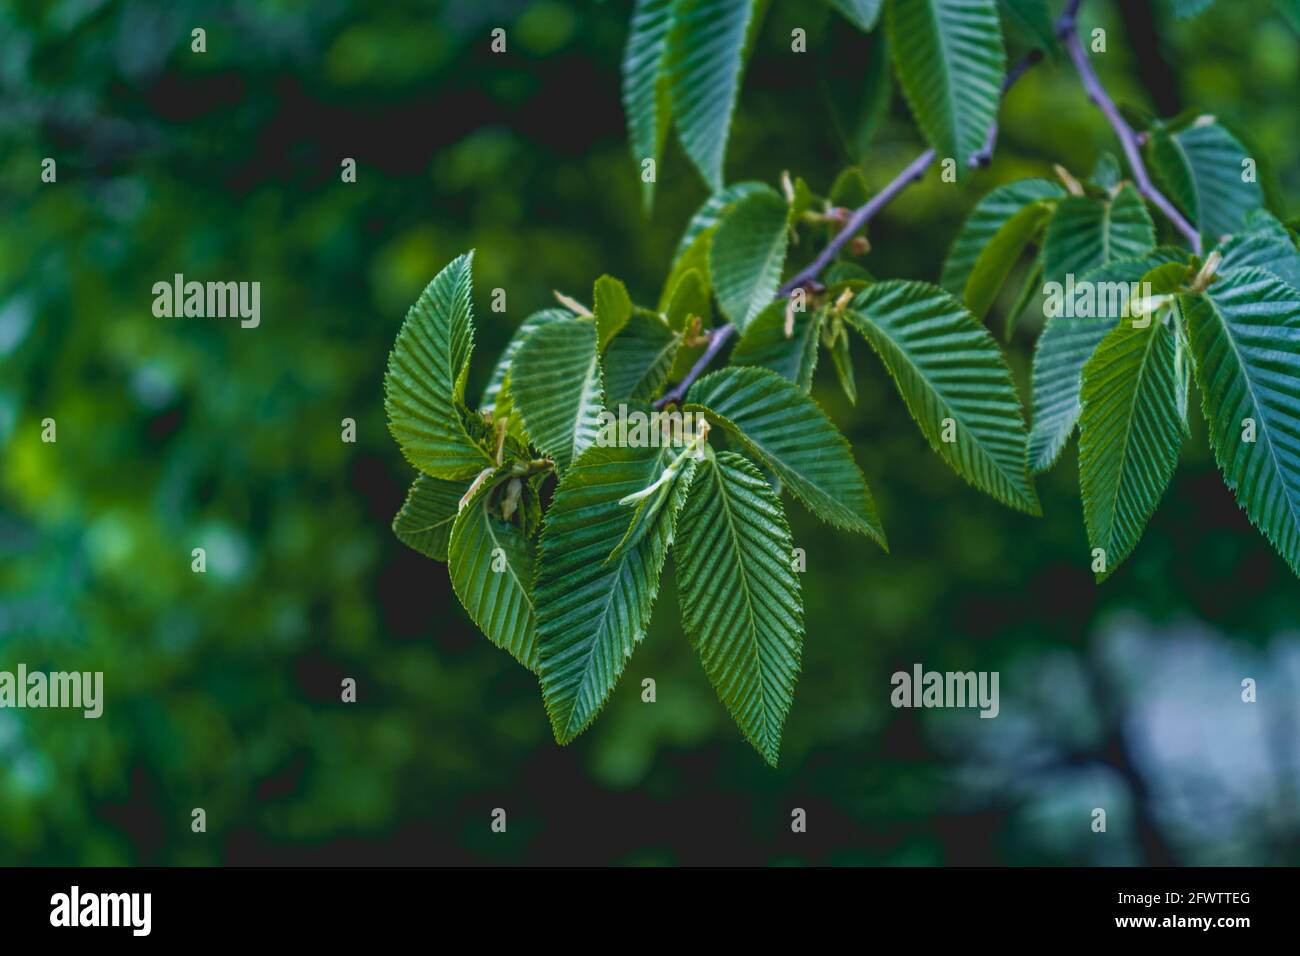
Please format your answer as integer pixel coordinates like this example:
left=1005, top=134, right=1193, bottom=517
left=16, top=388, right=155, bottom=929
left=553, top=290, right=592, bottom=316
left=501, top=478, right=523, bottom=520
left=1053, top=164, right=1084, bottom=196
left=1191, top=251, right=1222, bottom=293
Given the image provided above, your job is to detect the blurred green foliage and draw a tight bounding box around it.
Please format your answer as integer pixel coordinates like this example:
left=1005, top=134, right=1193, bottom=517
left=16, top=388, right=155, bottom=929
left=1, top=0, right=1297, bottom=864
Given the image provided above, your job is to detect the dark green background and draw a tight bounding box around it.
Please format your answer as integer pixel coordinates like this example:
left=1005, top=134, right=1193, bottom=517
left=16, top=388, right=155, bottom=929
left=2, top=0, right=1298, bottom=865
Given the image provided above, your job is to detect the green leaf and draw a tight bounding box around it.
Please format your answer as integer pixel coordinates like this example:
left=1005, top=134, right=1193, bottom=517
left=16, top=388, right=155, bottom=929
left=824, top=261, right=875, bottom=287
left=671, top=182, right=770, bottom=269
left=602, top=312, right=681, bottom=401
left=997, top=0, right=1057, bottom=52
left=479, top=307, right=572, bottom=411
left=676, top=450, right=803, bottom=766
left=664, top=266, right=713, bottom=331
left=829, top=0, right=884, bottom=31
left=1004, top=250, right=1044, bottom=340
left=964, top=199, right=1054, bottom=320
left=663, top=225, right=716, bottom=316
left=829, top=166, right=871, bottom=208
left=886, top=0, right=1006, bottom=174
left=686, top=366, right=887, bottom=545
left=1089, top=152, right=1122, bottom=190
left=1028, top=251, right=1184, bottom=472
left=941, top=179, right=1065, bottom=297
left=660, top=182, right=768, bottom=311
left=847, top=281, right=1040, bottom=514
left=608, top=444, right=699, bottom=563
left=593, top=275, right=634, bottom=350
left=1216, top=233, right=1300, bottom=292
left=385, top=252, right=494, bottom=480
left=710, top=187, right=791, bottom=332
left=729, top=300, right=821, bottom=391
left=1182, top=268, right=1300, bottom=576
left=1150, top=119, right=1265, bottom=244
left=623, top=0, right=676, bottom=209
left=392, top=474, right=467, bottom=562
left=511, top=317, right=604, bottom=473
left=1042, top=184, right=1157, bottom=288
left=448, top=474, right=538, bottom=670
left=535, top=443, right=691, bottom=742
left=665, top=0, right=762, bottom=191
left=1078, top=314, right=1183, bottom=581
left=1241, top=209, right=1295, bottom=244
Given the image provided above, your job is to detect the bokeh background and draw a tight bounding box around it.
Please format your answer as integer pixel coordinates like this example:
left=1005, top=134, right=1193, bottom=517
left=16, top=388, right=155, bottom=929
left=2, top=0, right=1298, bottom=865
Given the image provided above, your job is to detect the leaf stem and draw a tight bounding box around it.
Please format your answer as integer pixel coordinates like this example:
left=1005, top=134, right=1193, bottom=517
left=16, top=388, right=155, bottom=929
left=1057, top=0, right=1202, bottom=253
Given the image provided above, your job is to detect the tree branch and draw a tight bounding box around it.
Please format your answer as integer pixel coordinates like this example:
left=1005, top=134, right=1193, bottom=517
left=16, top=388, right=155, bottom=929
left=655, top=48, right=1045, bottom=410
left=658, top=0, right=1202, bottom=408
left=1057, top=0, right=1202, bottom=253
left=655, top=324, right=734, bottom=408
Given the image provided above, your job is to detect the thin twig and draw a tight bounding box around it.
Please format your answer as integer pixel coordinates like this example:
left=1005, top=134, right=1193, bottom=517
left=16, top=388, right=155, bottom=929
left=1057, top=0, right=1202, bottom=252
left=655, top=324, right=734, bottom=408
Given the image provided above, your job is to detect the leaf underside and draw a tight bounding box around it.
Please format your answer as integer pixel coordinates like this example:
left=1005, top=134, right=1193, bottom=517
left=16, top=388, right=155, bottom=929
left=1028, top=240, right=1178, bottom=474
left=1078, top=315, right=1182, bottom=580
left=623, top=0, right=675, bottom=208
left=710, top=188, right=791, bottom=332
left=1216, top=231, right=1300, bottom=292
left=510, top=318, right=605, bottom=474
left=665, top=0, right=758, bottom=191
left=384, top=252, right=493, bottom=480
left=603, top=312, right=681, bottom=402
left=1151, top=120, right=1264, bottom=244
left=392, top=474, right=467, bottom=562
left=479, top=307, right=573, bottom=412
left=449, top=475, right=539, bottom=670
left=1183, top=268, right=1300, bottom=576
left=848, top=280, right=1039, bottom=513
left=941, top=178, right=1065, bottom=297
left=1041, top=184, right=1156, bottom=288
left=534, top=444, right=691, bottom=743
left=676, top=451, right=803, bottom=767
left=886, top=0, right=1006, bottom=175
left=686, top=366, right=887, bottom=546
